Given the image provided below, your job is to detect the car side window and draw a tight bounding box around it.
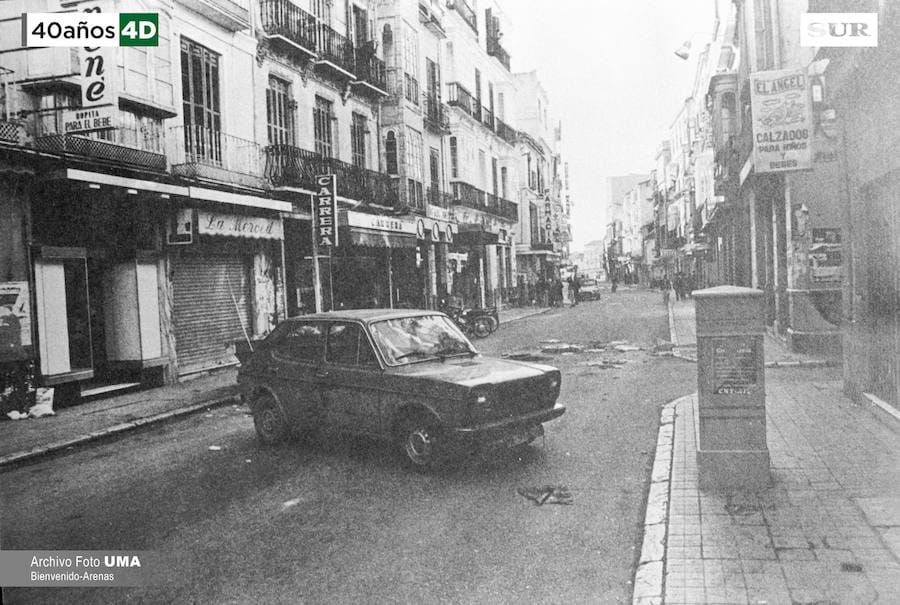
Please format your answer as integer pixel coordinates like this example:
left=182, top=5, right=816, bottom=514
left=272, top=322, right=323, bottom=363
left=326, top=323, right=379, bottom=367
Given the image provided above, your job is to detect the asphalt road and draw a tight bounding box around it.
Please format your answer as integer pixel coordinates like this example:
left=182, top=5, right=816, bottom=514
left=1, top=286, right=698, bottom=605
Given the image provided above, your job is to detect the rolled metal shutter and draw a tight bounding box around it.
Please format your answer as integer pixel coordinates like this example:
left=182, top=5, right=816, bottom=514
left=172, top=253, right=252, bottom=374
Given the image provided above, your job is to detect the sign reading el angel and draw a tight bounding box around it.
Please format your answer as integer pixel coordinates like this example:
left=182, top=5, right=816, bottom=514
left=750, top=68, right=813, bottom=173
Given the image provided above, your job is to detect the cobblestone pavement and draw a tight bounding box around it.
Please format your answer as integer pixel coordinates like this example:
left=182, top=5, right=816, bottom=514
left=637, top=297, right=900, bottom=605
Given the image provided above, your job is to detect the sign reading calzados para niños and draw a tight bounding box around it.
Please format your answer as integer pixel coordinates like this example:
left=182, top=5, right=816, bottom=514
left=750, top=68, right=813, bottom=173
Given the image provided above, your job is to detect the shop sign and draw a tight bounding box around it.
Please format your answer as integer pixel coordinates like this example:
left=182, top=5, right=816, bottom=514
left=750, top=68, right=813, bottom=173
left=63, top=106, right=116, bottom=134
left=0, top=282, right=32, bottom=361
left=425, top=204, right=451, bottom=222
left=73, top=2, right=116, bottom=133
left=198, top=211, right=283, bottom=240
left=344, top=210, right=416, bottom=234
left=809, top=228, right=842, bottom=284
left=314, top=174, right=338, bottom=247
left=415, top=217, right=457, bottom=241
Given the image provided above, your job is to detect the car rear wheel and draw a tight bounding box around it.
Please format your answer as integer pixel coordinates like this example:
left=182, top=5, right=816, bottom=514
left=253, top=393, right=289, bottom=444
left=399, top=415, right=444, bottom=470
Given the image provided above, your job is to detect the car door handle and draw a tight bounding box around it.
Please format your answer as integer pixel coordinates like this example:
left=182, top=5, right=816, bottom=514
left=315, top=369, right=329, bottom=378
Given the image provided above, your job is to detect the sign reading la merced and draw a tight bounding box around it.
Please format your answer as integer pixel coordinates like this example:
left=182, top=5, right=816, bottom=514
left=314, top=174, right=338, bottom=247
left=750, top=68, right=813, bottom=173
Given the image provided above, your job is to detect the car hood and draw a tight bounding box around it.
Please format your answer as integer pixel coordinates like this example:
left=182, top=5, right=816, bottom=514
left=388, top=355, right=554, bottom=389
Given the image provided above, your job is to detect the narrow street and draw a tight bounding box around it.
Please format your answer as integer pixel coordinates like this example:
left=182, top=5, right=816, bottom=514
left=1, top=287, right=697, bottom=605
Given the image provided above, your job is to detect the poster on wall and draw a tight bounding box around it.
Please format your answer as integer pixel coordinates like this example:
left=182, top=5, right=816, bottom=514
left=0, top=281, right=32, bottom=361
left=750, top=68, right=813, bottom=173
left=809, top=228, right=842, bottom=285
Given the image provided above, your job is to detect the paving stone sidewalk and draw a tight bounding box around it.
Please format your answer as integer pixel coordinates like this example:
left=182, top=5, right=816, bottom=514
left=635, top=298, right=900, bottom=604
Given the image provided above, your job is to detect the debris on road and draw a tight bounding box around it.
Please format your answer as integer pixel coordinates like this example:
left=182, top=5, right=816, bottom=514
left=540, top=343, right=583, bottom=354
left=517, top=485, right=574, bottom=506
left=578, top=359, right=628, bottom=370
left=613, top=344, right=642, bottom=352
left=208, top=445, right=222, bottom=451
left=502, top=352, right=553, bottom=362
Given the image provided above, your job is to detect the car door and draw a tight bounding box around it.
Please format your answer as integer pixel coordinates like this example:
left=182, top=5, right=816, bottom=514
left=319, top=322, right=384, bottom=435
left=267, top=321, right=326, bottom=427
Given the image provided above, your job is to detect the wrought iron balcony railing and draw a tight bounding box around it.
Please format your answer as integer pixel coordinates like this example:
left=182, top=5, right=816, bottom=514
left=30, top=117, right=166, bottom=171
left=481, top=106, right=494, bottom=130
left=265, top=144, right=397, bottom=207
left=450, top=0, right=477, bottom=33
left=315, top=23, right=356, bottom=75
left=487, top=37, right=510, bottom=70
left=447, top=82, right=480, bottom=121
left=259, top=0, right=317, bottom=56
left=451, top=181, right=517, bottom=222
left=172, top=125, right=264, bottom=188
left=494, top=117, right=517, bottom=144
left=354, top=45, right=387, bottom=93
left=423, top=93, right=450, bottom=131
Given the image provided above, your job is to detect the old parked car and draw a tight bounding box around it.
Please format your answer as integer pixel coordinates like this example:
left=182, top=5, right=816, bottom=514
left=577, top=278, right=602, bottom=302
left=237, top=309, right=565, bottom=469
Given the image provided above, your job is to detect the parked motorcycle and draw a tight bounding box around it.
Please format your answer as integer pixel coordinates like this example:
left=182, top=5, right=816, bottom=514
left=441, top=303, right=498, bottom=339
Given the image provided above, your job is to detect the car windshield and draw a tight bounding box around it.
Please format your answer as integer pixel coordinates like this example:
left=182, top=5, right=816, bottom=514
left=369, top=315, right=476, bottom=365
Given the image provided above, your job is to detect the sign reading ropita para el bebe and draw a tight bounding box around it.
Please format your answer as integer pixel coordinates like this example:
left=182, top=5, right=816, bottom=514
left=314, top=174, right=338, bottom=248
left=750, top=68, right=813, bottom=173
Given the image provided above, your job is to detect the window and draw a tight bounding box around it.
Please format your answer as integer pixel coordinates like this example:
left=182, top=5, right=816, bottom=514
left=406, top=127, right=424, bottom=207
left=474, top=68, right=482, bottom=104
left=478, top=149, right=486, bottom=190
left=36, top=91, right=78, bottom=136
left=314, top=96, right=334, bottom=158
left=272, top=322, right=324, bottom=363
left=180, top=38, right=221, bottom=161
left=326, top=323, right=378, bottom=366
left=116, top=110, right=164, bottom=153
left=429, top=148, right=441, bottom=203
left=385, top=131, right=398, bottom=174
left=491, top=157, right=499, bottom=196
left=351, top=112, right=367, bottom=169
left=403, top=24, right=420, bottom=105
left=449, top=136, right=458, bottom=179
left=500, top=166, right=508, bottom=199
left=267, top=77, right=295, bottom=146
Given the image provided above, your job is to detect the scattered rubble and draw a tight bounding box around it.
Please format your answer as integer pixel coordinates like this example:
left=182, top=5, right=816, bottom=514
left=517, top=485, right=574, bottom=506
left=540, top=343, right=583, bottom=354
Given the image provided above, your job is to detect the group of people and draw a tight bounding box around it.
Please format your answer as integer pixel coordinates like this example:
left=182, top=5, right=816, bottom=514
left=654, top=272, right=696, bottom=303
left=513, top=275, right=583, bottom=307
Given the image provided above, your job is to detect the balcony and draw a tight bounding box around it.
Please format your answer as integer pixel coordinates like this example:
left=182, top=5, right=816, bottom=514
left=31, top=118, right=166, bottom=172
left=451, top=181, right=517, bottom=222
left=494, top=117, right=517, bottom=145
left=449, top=0, right=477, bottom=33
left=0, top=120, right=23, bottom=145
left=423, top=93, right=450, bottom=132
left=314, top=24, right=356, bottom=78
left=265, top=144, right=397, bottom=208
left=179, top=0, right=250, bottom=32
left=352, top=44, right=388, bottom=96
left=259, top=0, right=317, bottom=59
left=481, top=106, right=495, bottom=131
left=487, top=37, right=510, bottom=71
left=171, top=125, right=265, bottom=189
left=447, top=82, right=481, bottom=122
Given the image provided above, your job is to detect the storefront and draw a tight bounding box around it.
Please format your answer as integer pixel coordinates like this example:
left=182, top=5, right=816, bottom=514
left=331, top=210, right=420, bottom=310
left=415, top=213, right=457, bottom=308
left=169, top=208, right=284, bottom=376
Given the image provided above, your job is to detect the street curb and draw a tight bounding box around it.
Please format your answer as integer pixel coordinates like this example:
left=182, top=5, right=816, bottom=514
left=0, top=391, right=241, bottom=469
left=667, top=298, right=678, bottom=347
left=632, top=394, right=691, bottom=605
left=500, top=307, right=552, bottom=324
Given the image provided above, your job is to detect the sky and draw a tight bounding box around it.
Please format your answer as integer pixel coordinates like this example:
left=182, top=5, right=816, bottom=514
left=499, top=1, right=722, bottom=251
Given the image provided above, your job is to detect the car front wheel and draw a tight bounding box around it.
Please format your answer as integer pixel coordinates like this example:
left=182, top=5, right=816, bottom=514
left=253, top=392, right=289, bottom=444
left=399, top=415, right=445, bottom=469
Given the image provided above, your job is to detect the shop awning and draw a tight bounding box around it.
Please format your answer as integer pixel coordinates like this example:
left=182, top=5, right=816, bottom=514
left=454, top=226, right=499, bottom=245
left=342, top=227, right=417, bottom=248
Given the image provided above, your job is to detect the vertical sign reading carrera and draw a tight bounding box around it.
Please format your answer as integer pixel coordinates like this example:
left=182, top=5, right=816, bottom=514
left=750, top=68, right=813, bottom=173
left=314, top=174, right=338, bottom=248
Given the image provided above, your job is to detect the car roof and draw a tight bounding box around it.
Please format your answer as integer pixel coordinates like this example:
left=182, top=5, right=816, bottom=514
left=283, top=308, right=447, bottom=324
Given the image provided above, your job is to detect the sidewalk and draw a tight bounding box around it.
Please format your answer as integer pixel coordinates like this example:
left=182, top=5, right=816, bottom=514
left=0, top=369, right=241, bottom=468
left=635, top=298, right=900, bottom=604
left=0, top=307, right=550, bottom=469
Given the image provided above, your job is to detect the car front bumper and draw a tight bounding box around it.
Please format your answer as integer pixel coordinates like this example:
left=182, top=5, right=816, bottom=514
left=450, top=403, right=566, bottom=444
